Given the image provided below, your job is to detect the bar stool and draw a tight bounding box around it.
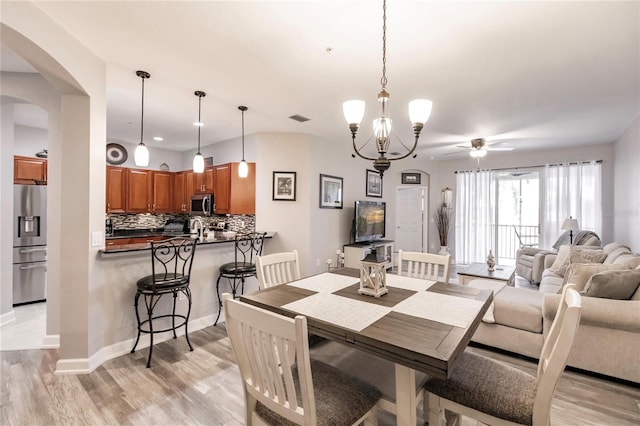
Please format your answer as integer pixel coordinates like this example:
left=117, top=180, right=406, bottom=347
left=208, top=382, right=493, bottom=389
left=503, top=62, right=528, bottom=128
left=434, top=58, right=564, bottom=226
left=131, top=237, right=197, bottom=368
left=214, top=231, right=266, bottom=325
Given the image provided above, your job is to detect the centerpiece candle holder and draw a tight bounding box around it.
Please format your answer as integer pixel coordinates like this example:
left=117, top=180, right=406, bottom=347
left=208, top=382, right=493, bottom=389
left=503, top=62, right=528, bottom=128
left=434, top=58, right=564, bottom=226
left=358, top=250, right=388, bottom=297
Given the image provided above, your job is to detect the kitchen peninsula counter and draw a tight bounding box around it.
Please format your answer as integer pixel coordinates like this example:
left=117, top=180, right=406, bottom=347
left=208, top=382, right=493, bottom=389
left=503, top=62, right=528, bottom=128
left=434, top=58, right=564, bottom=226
left=93, top=230, right=276, bottom=364
left=100, top=231, right=275, bottom=256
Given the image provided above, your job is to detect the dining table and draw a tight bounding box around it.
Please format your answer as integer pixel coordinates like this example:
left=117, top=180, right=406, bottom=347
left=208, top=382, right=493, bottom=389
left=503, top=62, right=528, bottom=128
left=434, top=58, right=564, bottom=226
left=240, top=268, right=493, bottom=425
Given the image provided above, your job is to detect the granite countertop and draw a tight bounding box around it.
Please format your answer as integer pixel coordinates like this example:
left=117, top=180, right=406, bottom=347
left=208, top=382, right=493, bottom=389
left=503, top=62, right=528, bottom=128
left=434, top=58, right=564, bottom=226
left=100, top=231, right=275, bottom=256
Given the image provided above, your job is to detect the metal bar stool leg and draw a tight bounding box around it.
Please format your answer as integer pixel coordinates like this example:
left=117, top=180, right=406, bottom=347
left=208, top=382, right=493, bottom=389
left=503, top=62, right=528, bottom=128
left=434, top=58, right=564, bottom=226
left=172, top=291, right=178, bottom=339
left=131, top=291, right=142, bottom=353
left=145, top=294, right=156, bottom=368
left=184, top=287, right=194, bottom=351
left=214, top=274, right=224, bottom=326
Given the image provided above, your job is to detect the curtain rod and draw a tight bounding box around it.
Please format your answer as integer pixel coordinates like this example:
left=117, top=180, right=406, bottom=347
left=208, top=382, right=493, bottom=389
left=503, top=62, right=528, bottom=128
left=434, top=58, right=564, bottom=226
left=454, top=159, right=602, bottom=174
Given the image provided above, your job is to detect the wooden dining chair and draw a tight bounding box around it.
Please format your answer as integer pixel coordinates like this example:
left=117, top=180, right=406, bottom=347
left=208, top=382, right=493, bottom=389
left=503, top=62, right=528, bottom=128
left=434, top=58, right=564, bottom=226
left=256, top=249, right=301, bottom=289
left=423, top=284, right=582, bottom=426
left=397, top=250, right=451, bottom=283
left=222, top=293, right=381, bottom=426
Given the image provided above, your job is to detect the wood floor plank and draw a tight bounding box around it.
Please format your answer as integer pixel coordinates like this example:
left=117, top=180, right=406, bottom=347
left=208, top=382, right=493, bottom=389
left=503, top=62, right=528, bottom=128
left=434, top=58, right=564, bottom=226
left=1, top=325, right=639, bottom=425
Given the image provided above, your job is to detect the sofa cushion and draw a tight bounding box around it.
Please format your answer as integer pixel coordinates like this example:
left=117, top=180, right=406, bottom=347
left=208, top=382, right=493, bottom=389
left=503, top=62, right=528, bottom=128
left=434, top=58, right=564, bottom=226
left=561, top=263, right=630, bottom=293
left=602, top=242, right=631, bottom=254
left=466, top=279, right=506, bottom=323
left=493, top=287, right=544, bottom=333
left=611, top=254, right=640, bottom=269
left=583, top=269, right=640, bottom=300
left=604, top=247, right=632, bottom=264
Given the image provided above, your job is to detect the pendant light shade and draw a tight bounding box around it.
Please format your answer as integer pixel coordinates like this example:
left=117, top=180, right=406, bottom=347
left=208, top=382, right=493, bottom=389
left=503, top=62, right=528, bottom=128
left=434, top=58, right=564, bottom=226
left=135, top=70, right=150, bottom=167
left=193, top=91, right=206, bottom=173
left=238, top=106, right=248, bottom=178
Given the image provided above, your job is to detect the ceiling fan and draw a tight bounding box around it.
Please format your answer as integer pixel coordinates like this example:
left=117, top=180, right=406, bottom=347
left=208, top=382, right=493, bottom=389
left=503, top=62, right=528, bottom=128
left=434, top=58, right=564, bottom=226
left=443, top=138, right=514, bottom=158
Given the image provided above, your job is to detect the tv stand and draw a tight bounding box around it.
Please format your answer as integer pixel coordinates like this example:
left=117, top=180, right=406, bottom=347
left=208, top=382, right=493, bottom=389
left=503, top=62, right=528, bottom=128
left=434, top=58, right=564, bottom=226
left=343, top=240, right=394, bottom=270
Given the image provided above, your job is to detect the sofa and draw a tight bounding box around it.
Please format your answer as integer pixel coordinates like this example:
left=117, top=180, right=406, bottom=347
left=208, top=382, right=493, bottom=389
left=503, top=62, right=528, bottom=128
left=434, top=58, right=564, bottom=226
left=515, top=230, right=601, bottom=283
left=470, top=242, right=640, bottom=384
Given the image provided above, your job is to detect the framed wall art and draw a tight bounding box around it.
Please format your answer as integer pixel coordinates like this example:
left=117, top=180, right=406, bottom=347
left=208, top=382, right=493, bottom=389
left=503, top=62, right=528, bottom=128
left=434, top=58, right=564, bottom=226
left=273, top=171, right=296, bottom=201
left=366, top=169, right=382, bottom=197
left=401, top=172, right=421, bottom=185
left=319, top=174, right=343, bottom=209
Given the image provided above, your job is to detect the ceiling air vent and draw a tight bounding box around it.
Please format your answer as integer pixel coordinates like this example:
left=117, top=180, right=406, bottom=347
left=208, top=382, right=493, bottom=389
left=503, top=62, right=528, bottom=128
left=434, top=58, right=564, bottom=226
left=289, top=114, right=310, bottom=123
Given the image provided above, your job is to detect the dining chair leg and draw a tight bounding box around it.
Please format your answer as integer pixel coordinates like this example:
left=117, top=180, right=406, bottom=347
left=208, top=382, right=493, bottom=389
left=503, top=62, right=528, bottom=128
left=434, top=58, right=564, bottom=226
left=363, top=405, right=378, bottom=426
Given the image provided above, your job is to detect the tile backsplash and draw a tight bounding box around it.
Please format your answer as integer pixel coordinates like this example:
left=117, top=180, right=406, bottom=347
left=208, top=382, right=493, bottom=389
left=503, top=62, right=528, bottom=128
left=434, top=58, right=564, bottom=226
left=107, top=213, right=255, bottom=233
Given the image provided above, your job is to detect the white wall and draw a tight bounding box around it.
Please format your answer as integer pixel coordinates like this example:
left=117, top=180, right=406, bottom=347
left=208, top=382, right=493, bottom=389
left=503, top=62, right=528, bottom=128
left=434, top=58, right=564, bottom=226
left=14, top=123, right=47, bottom=156
left=435, top=143, right=616, bottom=260
left=108, top=140, right=184, bottom=172
left=613, top=114, right=640, bottom=250
left=0, top=106, right=15, bottom=323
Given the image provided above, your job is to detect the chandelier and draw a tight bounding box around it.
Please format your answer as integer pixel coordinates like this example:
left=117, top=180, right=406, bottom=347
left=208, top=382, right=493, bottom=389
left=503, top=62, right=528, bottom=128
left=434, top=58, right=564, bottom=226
left=343, top=0, right=432, bottom=177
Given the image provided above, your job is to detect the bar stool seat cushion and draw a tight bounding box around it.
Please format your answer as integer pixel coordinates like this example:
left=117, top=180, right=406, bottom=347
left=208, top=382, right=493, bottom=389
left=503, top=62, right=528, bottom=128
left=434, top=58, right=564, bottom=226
left=423, top=351, right=536, bottom=425
left=255, top=359, right=382, bottom=426
left=219, top=261, right=256, bottom=275
left=136, top=273, right=189, bottom=291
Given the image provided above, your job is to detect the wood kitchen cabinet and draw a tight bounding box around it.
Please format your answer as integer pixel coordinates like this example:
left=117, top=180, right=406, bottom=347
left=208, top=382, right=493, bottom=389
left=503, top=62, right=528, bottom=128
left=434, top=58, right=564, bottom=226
left=126, top=168, right=152, bottom=213
left=151, top=171, right=173, bottom=213
left=14, top=155, right=47, bottom=184
left=106, top=166, right=127, bottom=213
left=194, top=167, right=215, bottom=193
left=174, top=171, right=188, bottom=213
left=213, top=162, right=255, bottom=214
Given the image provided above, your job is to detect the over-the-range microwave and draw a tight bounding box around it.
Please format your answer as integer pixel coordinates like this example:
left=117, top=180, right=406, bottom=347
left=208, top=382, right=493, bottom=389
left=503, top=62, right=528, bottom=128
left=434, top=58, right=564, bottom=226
left=190, top=193, right=214, bottom=216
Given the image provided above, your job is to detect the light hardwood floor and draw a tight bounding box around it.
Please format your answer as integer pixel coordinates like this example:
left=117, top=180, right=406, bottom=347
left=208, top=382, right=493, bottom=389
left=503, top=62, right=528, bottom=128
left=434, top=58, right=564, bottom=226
left=1, top=324, right=638, bottom=425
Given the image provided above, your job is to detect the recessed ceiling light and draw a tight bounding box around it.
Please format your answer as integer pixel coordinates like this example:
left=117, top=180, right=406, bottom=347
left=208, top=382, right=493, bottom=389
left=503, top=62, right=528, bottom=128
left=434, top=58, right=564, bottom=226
left=153, top=136, right=163, bottom=141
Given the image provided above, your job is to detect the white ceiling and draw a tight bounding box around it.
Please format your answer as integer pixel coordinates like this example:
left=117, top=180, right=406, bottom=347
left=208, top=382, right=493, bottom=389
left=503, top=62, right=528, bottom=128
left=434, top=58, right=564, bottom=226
left=3, top=1, right=639, bottom=159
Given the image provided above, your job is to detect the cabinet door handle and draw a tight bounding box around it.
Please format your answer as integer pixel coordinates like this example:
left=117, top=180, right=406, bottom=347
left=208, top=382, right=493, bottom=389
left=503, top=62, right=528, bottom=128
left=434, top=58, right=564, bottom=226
left=107, top=202, right=111, bottom=210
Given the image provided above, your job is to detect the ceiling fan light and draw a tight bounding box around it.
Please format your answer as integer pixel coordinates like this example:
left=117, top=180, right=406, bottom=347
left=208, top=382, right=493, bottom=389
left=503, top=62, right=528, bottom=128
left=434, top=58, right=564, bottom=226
left=343, top=100, right=365, bottom=125
left=469, top=149, right=487, bottom=158
left=193, top=152, right=205, bottom=173
left=134, top=142, right=149, bottom=167
left=408, top=99, right=433, bottom=124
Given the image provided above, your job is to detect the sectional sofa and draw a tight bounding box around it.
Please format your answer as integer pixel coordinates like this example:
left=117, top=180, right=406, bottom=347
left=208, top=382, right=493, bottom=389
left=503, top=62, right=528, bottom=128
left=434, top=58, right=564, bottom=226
left=469, top=242, right=640, bottom=384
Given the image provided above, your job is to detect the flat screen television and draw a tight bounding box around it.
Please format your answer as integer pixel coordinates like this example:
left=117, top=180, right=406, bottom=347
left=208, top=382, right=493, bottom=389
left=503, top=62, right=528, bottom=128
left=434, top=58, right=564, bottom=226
left=354, top=200, right=386, bottom=243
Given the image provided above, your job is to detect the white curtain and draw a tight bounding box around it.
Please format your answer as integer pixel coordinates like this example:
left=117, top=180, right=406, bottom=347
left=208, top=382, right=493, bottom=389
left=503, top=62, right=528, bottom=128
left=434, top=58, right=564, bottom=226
left=455, top=170, right=496, bottom=264
left=540, top=161, right=602, bottom=247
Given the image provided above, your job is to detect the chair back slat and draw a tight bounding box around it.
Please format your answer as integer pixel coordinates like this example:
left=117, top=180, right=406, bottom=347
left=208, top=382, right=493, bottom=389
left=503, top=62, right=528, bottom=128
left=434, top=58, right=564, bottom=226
left=256, top=250, right=301, bottom=289
left=398, top=250, right=451, bottom=283
left=532, top=284, right=582, bottom=425
left=223, top=294, right=312, bottom=425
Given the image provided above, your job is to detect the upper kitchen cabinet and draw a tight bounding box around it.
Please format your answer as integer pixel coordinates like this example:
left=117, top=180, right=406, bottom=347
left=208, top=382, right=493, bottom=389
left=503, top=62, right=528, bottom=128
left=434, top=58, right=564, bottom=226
left=14, top=155, right=47, bottom=185
left=174, top=171, right=188, bottom=213
left=151, top=171, right=174, bottom=213
left=194, top=167, right=215, bottom=193
left=126, top=168, right=152, bottom=213
left=106, top=166, right=126, bottom=213
left=214, top=162, right=255, bottom=214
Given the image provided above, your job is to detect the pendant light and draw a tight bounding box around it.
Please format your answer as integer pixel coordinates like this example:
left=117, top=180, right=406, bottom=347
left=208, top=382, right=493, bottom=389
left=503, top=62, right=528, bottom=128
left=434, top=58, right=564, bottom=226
left=192, top=91, right=206, bottom=174
left=238, top=105, right=249, bottom=178
left=134, top=70, right=150, bottom=167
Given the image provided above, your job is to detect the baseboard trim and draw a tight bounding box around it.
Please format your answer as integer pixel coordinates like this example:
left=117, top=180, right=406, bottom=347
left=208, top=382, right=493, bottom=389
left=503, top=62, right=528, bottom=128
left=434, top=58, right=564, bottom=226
left=0, top=310, right=16, bottom=327
left=42, top=334, right=59, bottom=348
left=54, top=314, right=217, bottom=375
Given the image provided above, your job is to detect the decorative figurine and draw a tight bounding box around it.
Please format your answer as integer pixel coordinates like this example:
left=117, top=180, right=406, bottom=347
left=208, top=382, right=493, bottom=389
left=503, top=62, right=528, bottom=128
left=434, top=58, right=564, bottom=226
left=487, top=249, right=496, bottom=272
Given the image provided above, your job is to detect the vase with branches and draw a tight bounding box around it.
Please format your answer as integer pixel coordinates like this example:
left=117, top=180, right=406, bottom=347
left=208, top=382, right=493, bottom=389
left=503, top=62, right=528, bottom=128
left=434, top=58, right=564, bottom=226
left=433, top=202, right=451, bottom=254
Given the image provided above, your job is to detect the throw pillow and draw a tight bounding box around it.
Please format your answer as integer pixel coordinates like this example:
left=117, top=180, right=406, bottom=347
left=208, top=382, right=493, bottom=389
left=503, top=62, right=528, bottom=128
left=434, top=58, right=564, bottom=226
left=560, top=263, right=630, bottom=293
left=549, top=245, right=571, bottom=277
left=602, top=242, right=631, bottom=255
left=569, top=249, right=607, bottom=265
left=603, top=247, right=632, bottom=264
left=583, top=270, right=640, bottom=299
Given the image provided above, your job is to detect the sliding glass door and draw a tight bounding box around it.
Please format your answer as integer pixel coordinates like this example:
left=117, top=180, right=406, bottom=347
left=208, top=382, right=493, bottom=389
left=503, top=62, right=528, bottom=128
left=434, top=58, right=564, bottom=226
left=495, top=170, right=540, bottom=265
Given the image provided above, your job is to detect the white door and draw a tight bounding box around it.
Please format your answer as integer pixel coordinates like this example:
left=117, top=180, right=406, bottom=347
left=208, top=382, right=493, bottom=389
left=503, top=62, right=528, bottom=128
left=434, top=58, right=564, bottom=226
left=395, top=187, right=426, bottom=252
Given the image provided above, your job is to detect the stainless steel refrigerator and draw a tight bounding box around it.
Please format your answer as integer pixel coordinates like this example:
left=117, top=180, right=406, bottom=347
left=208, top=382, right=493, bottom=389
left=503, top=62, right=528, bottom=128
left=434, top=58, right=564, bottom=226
left=13, top=184, right=47, bottom=305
